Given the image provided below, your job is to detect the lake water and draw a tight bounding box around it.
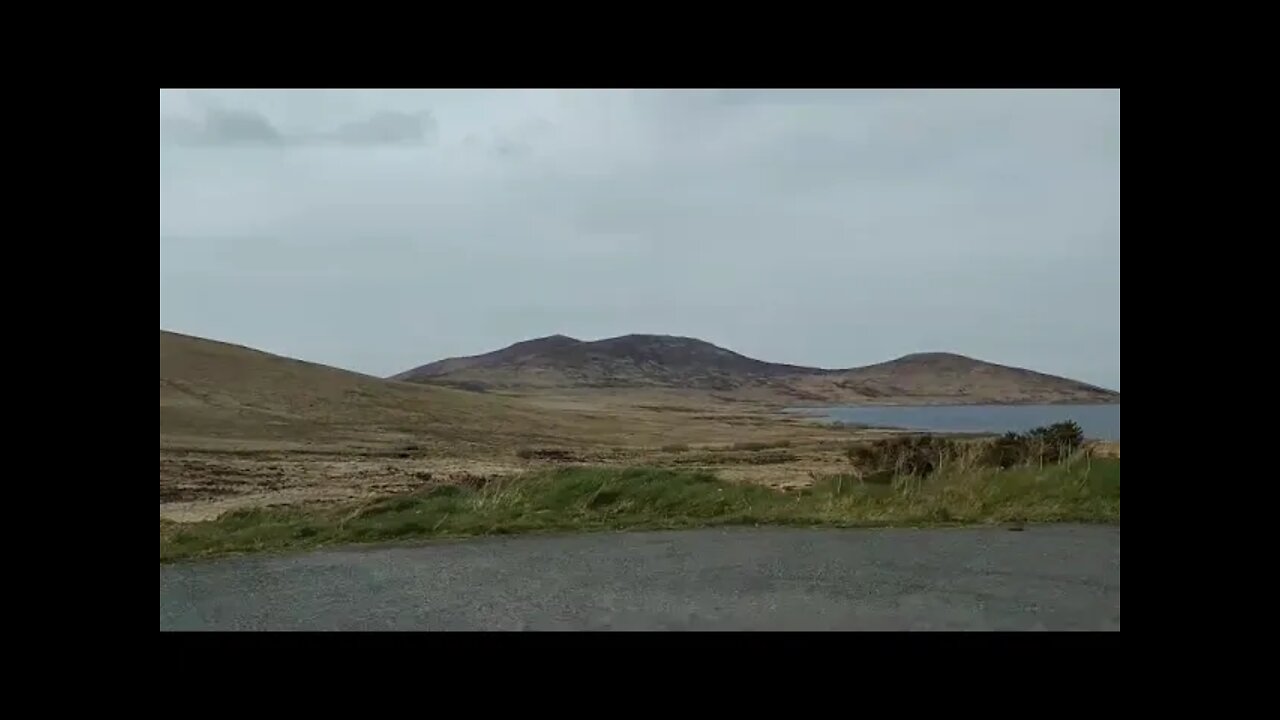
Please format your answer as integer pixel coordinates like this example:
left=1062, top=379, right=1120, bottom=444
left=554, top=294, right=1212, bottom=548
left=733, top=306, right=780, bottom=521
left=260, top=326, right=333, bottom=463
left=793, top=404, right=1121, bottom=442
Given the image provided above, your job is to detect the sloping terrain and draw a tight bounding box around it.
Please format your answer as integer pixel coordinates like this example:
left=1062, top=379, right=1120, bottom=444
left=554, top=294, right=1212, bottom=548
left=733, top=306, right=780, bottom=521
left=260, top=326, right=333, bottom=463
left=392, top=334, right=583, bottom=381
left=160, top=330, right=585, bottom=453
left=159, top=330, right=871, bottom=520
left=160, top=330, right=838, bottom=449
left=806, top=352, right=1120, bottom=405
left=395, top=334, right=1119, bottom=405
left=394, top=334, right=821, bottom=391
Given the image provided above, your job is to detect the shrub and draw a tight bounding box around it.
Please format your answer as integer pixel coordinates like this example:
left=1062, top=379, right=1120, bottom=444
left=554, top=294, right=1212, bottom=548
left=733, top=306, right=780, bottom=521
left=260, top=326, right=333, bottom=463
left=846, top=435, right=964, bottom=478
left=1031, top=420, right=1085, bottom=462
left=983, top=432, right=1030, bottom=468
left=980, top=421, right=1085, bottom=467
left=847, top=422, right=1087, bottom=477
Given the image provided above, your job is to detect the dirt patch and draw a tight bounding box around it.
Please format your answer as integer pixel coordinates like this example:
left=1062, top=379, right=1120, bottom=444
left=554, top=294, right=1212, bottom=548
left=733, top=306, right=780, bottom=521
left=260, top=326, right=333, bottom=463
left=160, top=452, right=524, bottom=522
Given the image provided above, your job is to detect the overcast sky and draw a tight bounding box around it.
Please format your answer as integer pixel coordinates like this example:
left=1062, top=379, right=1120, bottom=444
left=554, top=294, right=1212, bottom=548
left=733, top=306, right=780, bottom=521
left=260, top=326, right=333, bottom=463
left=160, top=89, right=1120, bottom=390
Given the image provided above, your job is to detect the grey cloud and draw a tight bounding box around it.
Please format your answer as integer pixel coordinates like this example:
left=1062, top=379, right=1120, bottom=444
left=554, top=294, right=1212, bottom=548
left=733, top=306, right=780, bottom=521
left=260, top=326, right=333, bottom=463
left=206, top=107, right=283, bottom=144
left=160, top=106, right=437, bottom=147
left=334, top=111, right=437, bottom=146
left=161, top=107, right=284, bottom=146
left=493, top=138, right=533, bottom=159
left=467, top=118, right=554, bottom=160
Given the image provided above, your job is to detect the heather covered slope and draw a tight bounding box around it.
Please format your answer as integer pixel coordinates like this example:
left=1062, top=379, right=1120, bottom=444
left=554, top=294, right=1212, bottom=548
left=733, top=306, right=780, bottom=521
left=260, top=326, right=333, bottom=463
left=391, top=334, right=584, bottom=380
left=394, top=334, right=822, bottom=390
left=806, top=352, right=1120, bottom=405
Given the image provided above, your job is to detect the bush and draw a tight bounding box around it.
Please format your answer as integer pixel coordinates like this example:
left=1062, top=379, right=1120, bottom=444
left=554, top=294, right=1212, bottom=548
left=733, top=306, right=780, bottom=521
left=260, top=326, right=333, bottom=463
left=848, top=422, right=1087, bottom=477
left=1031, top=420, right=1085, bottom=462
left=981, top=421, right=1084, bottom=467
left=983, top=432, right=1030, bottom=469
left=847, top=435, right=965, bottom=478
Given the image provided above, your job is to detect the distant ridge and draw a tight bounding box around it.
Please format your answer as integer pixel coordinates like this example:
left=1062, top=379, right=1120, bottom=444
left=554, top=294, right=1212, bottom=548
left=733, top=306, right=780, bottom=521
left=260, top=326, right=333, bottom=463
left=393, top=334, right=1119, bottom=405
left=393, top=334, right=582, bottom=381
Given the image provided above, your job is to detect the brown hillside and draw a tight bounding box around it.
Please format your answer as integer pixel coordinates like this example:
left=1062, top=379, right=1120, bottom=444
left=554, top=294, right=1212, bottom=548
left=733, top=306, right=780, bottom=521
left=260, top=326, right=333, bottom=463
left=159, top=330, right=871, bottom=520
left=807, top=352, right=1119, bottom=405
left=159, top=330, right=586, bottom=453
left=396, top=334, right=829, bottom=392
left=392, top=334, right=582, bottom=380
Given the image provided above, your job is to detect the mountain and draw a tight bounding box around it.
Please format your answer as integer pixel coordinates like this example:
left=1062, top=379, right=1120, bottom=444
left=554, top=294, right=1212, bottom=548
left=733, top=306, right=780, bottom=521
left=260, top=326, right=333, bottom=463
left=803, top=352, right=1119, bottom=405
left=394, top=334, right=829, bottom=392
left=392, top=334, right=583, bottom=380
left=394, top=335, right=1119, bottom=405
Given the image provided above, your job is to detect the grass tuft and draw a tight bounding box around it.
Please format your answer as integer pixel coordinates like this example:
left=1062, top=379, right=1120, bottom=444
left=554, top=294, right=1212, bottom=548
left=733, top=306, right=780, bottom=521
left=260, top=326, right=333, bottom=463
left=845, top=421, right=1089, bottom=479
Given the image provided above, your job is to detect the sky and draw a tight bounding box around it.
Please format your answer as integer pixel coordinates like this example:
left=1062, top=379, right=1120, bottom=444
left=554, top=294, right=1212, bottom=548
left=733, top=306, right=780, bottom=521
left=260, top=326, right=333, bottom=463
left=160, top=89, right=1120, bottom=391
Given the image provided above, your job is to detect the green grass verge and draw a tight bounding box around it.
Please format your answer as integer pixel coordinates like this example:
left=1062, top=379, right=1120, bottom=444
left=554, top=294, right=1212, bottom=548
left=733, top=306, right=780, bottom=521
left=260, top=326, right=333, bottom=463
left=160, top=457, right=1119, bottom=563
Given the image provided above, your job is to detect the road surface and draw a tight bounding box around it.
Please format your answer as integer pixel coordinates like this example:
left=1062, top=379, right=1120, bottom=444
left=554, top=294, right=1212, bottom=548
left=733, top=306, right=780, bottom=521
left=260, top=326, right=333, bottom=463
left=159, top=525, right=1120, bottom=631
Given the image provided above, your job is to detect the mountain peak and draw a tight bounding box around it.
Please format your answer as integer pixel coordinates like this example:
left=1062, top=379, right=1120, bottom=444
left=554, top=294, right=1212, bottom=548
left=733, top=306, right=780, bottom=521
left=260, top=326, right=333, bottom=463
left=509, top=334, right=581, bottom=350
left=391, top=334, right=581, bottom=381
left=894, top=351, right=973, bottom=362
left=882, top=352, right=982, bottom=367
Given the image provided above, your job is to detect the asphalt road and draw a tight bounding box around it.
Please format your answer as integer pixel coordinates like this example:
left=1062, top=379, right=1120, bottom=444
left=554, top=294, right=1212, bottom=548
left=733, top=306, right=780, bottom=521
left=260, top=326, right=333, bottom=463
left=159, top=525, right=1120, bottom=631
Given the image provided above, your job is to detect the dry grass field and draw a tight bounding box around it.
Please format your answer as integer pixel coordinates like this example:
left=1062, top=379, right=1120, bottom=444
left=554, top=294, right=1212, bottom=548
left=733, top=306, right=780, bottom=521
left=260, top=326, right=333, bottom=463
left=160, top=330, right=1119, bottom=550
left=160, top=331, right=908, bottom=521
